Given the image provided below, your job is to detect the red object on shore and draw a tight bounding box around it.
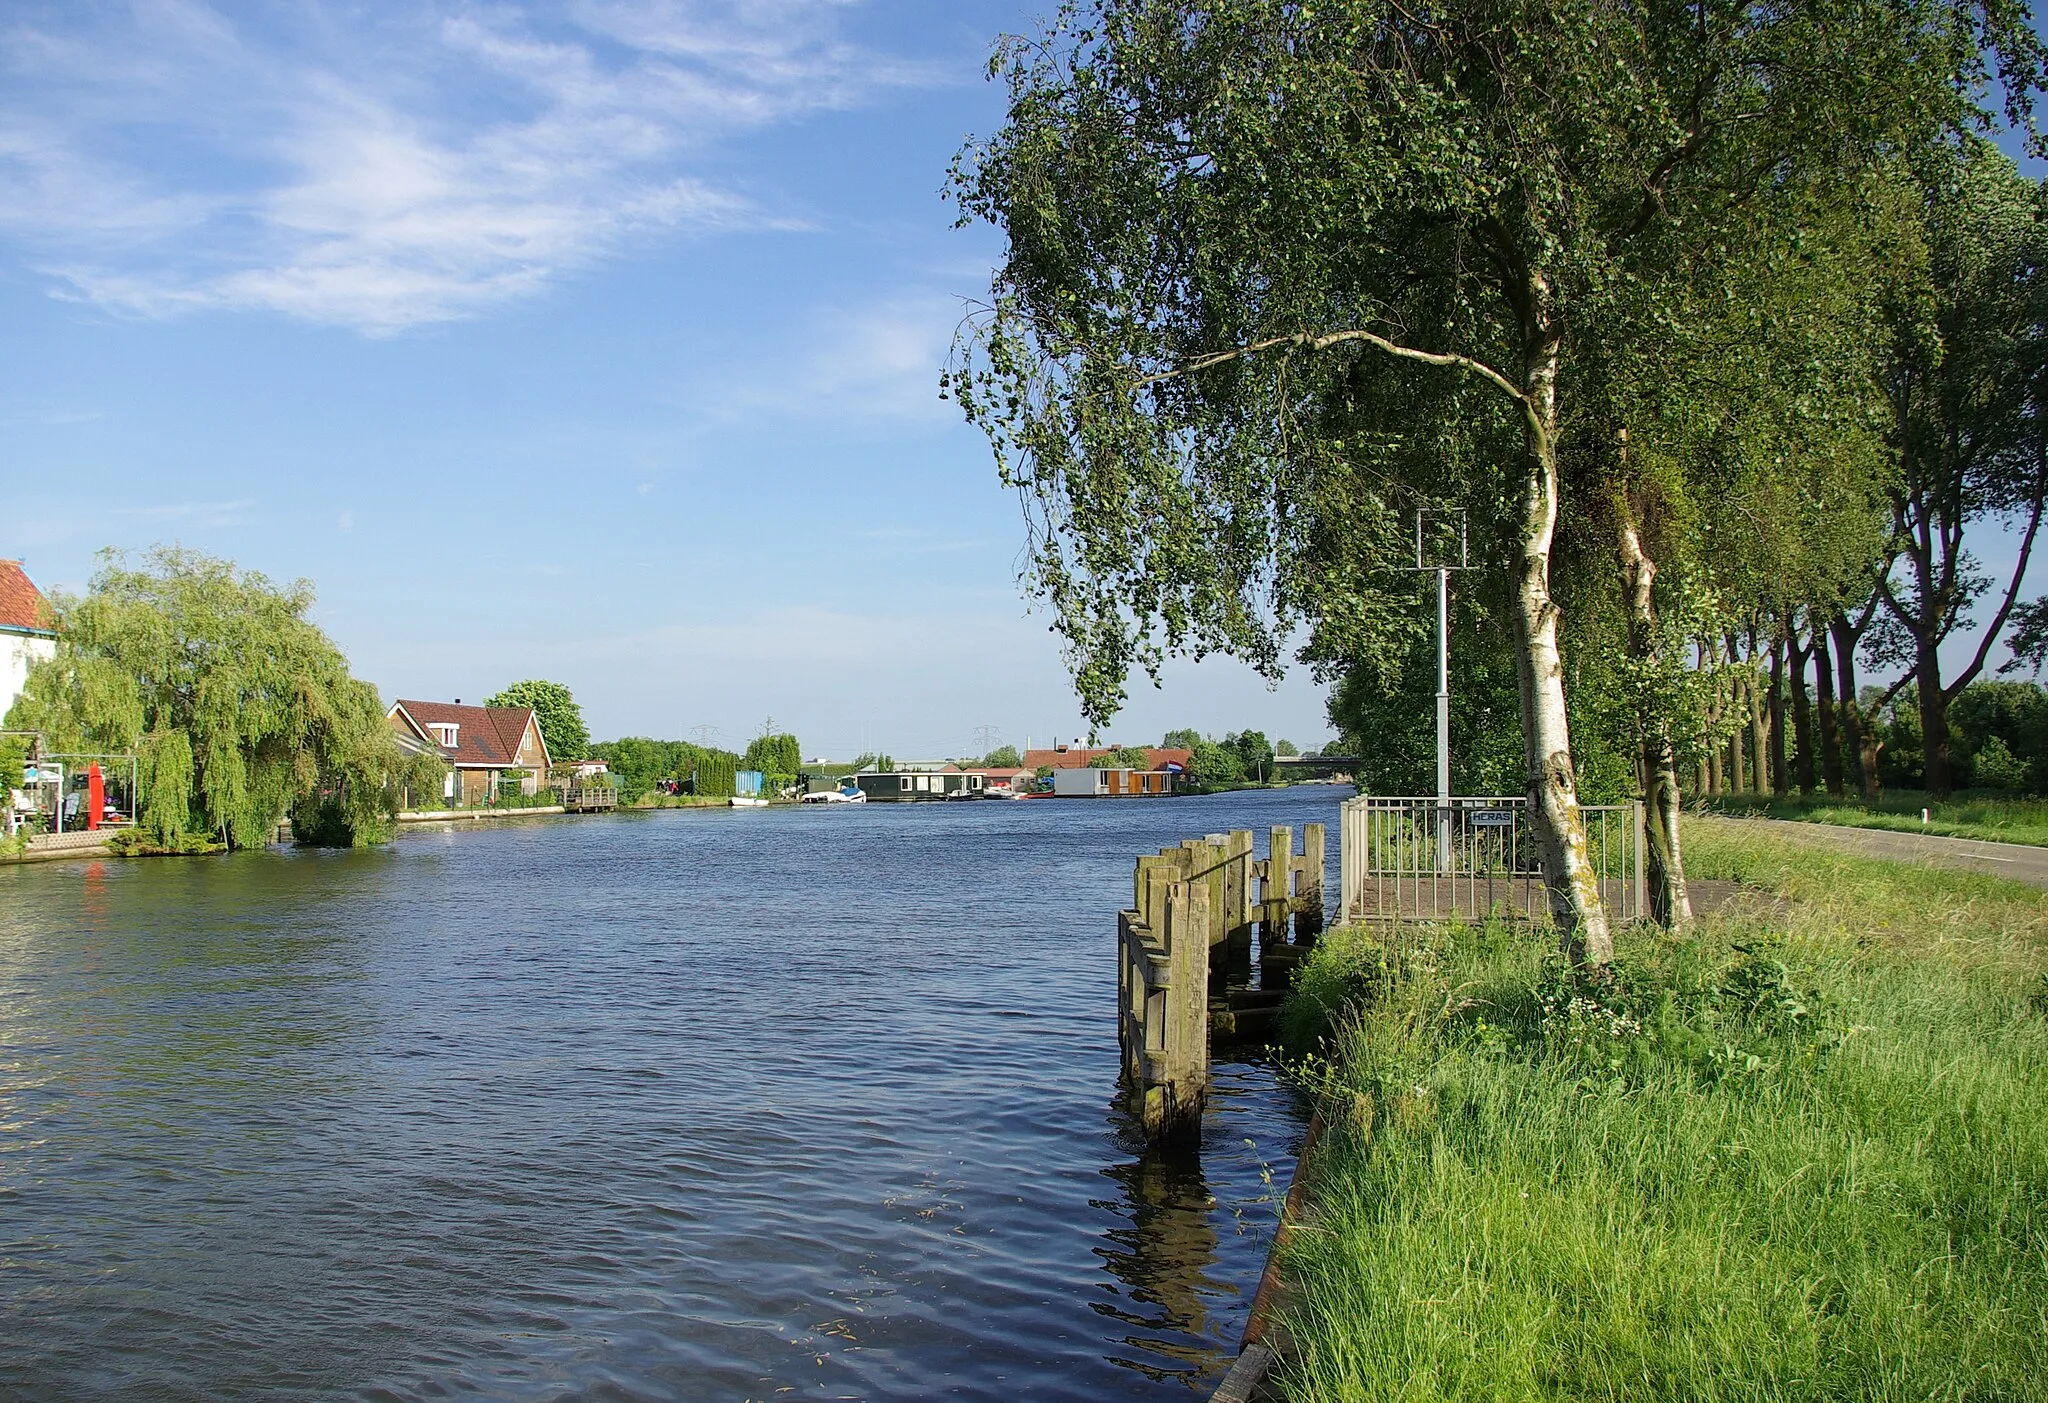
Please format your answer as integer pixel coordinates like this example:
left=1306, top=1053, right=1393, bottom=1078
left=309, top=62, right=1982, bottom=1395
left=87, top=763, right=103, bottom=832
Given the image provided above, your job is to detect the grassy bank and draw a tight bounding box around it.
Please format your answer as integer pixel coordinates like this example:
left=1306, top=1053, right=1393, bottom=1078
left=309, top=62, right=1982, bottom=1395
left=1698, top=789, right=2048, bottom=847
left=1275, top=821, right=2048, bottom=1401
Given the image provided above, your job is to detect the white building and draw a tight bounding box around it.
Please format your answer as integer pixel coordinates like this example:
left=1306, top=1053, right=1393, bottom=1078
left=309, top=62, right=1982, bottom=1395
left=0, top=560, right=56, bottom=724
left=1051, top=767, right=1177, bottom=797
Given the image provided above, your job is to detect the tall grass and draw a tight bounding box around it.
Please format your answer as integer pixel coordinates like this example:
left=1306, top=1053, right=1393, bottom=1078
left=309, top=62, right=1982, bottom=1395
left=1697, top=789, right=2048, bottom=847
left=1275, top=821, right=2048, bottom=1402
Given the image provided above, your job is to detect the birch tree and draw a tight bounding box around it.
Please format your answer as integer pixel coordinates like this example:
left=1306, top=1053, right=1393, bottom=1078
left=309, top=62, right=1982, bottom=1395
left=951, top=0, right=2039, bottom=956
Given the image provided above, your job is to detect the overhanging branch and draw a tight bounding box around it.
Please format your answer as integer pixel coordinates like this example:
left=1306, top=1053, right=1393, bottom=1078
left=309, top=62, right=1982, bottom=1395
left=1135, top=327, right=1531, bottom=408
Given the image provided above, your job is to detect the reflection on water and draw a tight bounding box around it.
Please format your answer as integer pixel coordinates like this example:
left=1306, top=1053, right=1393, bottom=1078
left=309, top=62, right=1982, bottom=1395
left=1093, top=1061, right=1301, bottom=1388
left=0, top=789, right=1336, bottom=1401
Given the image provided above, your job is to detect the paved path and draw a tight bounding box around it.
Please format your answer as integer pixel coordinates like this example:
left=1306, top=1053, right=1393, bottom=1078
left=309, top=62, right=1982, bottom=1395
left=1696, top=815, right=2048, bottom=891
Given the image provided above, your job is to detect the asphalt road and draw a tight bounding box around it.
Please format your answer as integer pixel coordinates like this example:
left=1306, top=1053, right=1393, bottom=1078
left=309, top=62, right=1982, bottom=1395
left=1699, top=814, right=2048, bottom=891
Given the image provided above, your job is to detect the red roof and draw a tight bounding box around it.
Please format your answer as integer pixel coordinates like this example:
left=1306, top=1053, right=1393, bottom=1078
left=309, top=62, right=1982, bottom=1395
left=1021, top=747, right=1193, bottom=772
left=388, top=700, right=548, bottom=769
left=0, top=560, right=52, bottom=634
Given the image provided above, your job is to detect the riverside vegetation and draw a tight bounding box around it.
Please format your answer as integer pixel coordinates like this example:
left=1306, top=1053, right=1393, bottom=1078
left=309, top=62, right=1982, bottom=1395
left=1275, top=821, right=2048, bottom=1400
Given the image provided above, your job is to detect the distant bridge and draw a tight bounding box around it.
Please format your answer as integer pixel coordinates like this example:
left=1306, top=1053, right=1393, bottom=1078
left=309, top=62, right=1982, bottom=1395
left=1272, top=754, right=1363, bottom=771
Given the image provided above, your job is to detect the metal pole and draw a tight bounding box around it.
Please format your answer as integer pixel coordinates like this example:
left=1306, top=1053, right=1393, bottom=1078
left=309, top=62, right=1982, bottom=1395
left=1436, top=565, right=1451, bottom=871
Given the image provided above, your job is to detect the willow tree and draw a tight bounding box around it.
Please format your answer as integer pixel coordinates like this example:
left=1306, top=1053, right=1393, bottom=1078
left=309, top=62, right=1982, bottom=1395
left=949, top=0, right=2040, bottom=958
left=6, top=547, right=427, bottom=849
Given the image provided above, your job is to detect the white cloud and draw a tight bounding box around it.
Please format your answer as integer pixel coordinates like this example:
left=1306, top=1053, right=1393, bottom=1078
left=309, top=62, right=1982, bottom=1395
left=0, top=2, right=935, bottom=333
left=702, top=292, right=962, bottom=422
left=112, top=499, right=254, bottom=529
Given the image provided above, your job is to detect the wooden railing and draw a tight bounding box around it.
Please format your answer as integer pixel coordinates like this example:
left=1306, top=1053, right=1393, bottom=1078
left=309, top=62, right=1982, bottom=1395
left=562, top=785, right=618, bottom=813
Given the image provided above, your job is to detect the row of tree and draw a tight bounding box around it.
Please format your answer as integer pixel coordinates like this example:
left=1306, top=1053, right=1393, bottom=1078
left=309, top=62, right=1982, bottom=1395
left=948, top=0, right=2048, bottom=960
left=591, top=738, right=745, bottom=802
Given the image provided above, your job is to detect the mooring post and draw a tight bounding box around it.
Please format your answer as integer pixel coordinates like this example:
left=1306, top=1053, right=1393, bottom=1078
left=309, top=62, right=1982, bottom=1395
left=1162, top=871, right=1210, bottom=1136
left=1267, top=826, right=1293, bottom=949
left=1222, top=830, right=1255, bottom=984
left=1299, top=822, right=1326, bottom=940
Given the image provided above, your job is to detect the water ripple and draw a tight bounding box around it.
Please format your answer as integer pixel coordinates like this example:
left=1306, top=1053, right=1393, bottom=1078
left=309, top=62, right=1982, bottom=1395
left=0, top=790, right=1339, bottom=1400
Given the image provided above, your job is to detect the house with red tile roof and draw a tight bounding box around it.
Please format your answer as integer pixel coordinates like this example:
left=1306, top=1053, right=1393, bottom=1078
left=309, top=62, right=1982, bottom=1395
left=0, top=560, right=57, bottom=724
left=1020, top=745, right=1194, bottom=773
left=387, top=699, right=551, bottom=806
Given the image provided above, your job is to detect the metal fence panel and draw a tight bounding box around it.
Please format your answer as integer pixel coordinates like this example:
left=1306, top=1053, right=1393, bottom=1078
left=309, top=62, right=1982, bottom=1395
left=1339, top=794, right=1643, bottom=925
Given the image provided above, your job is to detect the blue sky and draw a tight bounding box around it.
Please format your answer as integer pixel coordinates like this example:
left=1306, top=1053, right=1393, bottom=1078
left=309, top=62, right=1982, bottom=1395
left=2, top=2, right=2041, bottom=763
left=0, top=0, right=1338, bottom=760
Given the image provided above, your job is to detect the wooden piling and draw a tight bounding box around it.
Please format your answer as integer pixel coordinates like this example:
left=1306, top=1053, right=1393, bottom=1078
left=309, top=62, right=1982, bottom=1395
left=1298, top=822, right=1326, bottom=940
left=1118, top=844, right=1212, bottom=1139
left=1118, top=822, right=1328, bottom=1142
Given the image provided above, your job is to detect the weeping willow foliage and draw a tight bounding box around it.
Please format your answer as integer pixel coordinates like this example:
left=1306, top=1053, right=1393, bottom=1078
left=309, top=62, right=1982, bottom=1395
left=5, top=547, right=438, bottom=849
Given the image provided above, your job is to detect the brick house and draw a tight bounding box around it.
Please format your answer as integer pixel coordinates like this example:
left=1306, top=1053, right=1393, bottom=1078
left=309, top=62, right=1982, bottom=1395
left=1020, top=745, right=1194, bottom=774
left=387, top=699, right=551, bottom=806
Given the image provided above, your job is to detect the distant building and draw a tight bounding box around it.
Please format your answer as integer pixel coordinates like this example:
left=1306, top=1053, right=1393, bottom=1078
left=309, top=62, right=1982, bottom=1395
left=1051, top=768, right=1177, bottom=798
left=855, top=770, right=985, bottom=801
left=963, top=766, right=1038, bottom=792
left=0, top=560, right=56, bottom=723
left=1022, top=744, right=1193, bottom=774
left=387, top=699, right=551, bottom=805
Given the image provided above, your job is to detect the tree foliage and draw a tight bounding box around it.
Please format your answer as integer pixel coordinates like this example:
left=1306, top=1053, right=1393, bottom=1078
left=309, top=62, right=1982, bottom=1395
left=487, top=679, right=590, bottom=766
left=590, top=737, right=744, bottom=801
left=1868, top=139, right=2048, bottom=796
left=742, top=731, right=802, bottom=780
left=6, top=548, right=424, bottom=848
left=949, top=0, right=2039, bottom=716
left=947, top=0, right=2045, bottom=952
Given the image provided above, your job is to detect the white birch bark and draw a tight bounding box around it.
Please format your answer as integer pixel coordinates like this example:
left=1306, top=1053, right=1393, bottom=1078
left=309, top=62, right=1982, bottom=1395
left=1510, top=286, right=1612, bottom=962
left=1617, top=501, right=1693, bottom=929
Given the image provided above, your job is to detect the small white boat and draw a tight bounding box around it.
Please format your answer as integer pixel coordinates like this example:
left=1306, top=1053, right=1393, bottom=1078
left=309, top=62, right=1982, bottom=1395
left=729, top=796, right=769, bottom=808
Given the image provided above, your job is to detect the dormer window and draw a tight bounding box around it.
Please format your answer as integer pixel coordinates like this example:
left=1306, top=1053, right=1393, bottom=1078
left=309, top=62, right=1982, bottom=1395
left=431, top=723, right=459, bottom=747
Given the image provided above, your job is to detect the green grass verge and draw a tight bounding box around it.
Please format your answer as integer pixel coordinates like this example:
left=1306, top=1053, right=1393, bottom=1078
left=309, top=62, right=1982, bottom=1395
left=1697, top=790, right=2048, bottom=847
left=1275, top=819, right=2048, bottom=1401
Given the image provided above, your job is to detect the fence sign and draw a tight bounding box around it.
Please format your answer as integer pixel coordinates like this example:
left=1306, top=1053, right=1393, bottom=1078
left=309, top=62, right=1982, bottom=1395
left=1469, top=808, right=1516, bottom=828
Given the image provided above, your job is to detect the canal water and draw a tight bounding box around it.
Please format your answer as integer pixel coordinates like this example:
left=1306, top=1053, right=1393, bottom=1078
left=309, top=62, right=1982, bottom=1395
left=0, top=786, right=1344, bottom=1401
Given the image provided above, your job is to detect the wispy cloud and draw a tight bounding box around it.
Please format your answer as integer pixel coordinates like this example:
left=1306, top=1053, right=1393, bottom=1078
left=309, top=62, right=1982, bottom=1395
left=0, top=2, right=940, bottom=333
left=703, top=292, right=962, bottom=422
left=112, top=499, right=255, bottom=529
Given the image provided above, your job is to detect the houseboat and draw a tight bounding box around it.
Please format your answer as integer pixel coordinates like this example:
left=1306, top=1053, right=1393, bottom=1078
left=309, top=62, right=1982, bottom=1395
left=854, top=770, right=986, bottom=802
left=1049, top=767, right=1177, bottom=798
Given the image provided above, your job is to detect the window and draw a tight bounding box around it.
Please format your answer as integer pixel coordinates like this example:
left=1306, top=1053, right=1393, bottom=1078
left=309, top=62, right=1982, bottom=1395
left=430, top=723, right=459, bottom=747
